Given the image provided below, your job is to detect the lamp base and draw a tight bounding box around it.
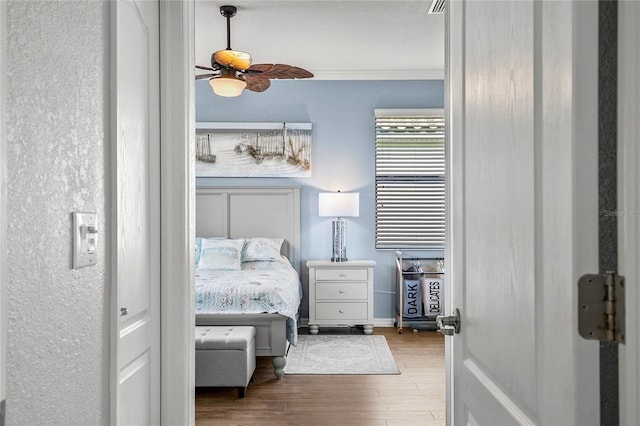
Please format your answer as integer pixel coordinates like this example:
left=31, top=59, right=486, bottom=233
left=331, top=218, right=348, bottom=262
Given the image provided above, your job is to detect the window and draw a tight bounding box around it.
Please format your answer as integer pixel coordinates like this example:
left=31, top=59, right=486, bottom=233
left=375, top=109, right=445, bottom=249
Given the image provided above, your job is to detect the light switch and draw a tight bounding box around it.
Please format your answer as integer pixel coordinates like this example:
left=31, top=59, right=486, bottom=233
left=73, top=212, right=98, bottom=269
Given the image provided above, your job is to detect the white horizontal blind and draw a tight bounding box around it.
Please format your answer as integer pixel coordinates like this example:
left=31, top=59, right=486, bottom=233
left=375, top=111, right=445, bottom=249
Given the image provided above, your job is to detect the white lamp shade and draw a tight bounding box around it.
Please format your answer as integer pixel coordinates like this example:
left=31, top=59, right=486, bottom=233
left=319, top=192, right=359, bottom=217
left=209, top=77, right=246, bottom=97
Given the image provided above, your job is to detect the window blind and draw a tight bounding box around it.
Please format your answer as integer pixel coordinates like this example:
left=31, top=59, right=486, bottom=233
left=375, top=111, right=445, bottom=249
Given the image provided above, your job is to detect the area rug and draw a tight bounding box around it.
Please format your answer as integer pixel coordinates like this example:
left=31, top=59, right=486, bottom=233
left=284, top=335, right=400, bottom=375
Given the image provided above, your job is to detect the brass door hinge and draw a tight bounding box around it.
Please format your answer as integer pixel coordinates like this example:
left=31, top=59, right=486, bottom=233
left=578, top=272, right=625, bottom=343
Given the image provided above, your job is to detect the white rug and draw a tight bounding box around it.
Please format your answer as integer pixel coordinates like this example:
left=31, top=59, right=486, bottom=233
left=285, top=335, right=400, bottom=375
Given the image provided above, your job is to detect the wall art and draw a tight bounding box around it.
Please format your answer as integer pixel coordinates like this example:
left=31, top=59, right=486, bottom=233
left=195, top=122, right=312, bottom=177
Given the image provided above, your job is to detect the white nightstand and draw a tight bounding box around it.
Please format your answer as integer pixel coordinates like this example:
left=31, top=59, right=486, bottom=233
left=306, top=260, right=376, bottom=335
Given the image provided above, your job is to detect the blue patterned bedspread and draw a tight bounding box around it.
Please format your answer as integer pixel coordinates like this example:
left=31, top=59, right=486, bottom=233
left=195, top=257, right=301, bottom=345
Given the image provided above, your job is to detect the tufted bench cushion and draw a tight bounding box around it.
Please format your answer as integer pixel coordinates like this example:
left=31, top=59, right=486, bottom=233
left=195, top=326, right=256, bottom=398
left=195, top=326, right=256, bottom=350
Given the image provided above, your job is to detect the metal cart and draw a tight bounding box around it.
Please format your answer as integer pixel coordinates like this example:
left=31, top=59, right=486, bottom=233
left=394, top=251, right=445, bottom=333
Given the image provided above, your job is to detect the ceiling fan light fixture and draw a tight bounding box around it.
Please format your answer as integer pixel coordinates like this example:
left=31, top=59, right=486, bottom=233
left=213, top=49, right=251, bottom=71
left=195, top=4, right=313, bottom=95
left=209, top=76, right=246, bottom=97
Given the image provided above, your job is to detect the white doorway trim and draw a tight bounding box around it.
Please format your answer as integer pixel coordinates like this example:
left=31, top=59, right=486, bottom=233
left=159, top=1, right=195, bottom=425
left=443, top=0, right=461, bottom=423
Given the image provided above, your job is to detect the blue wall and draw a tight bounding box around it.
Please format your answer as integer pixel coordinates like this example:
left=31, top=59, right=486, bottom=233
left=196, top=79, right=445, bottom=321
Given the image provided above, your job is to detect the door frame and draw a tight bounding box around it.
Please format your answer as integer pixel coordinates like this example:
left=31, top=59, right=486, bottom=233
left=158, top=1, right=195, bottom=425
left=158, top=0, right=640, bottom=424
left=443, top=0, right=461, bottom=423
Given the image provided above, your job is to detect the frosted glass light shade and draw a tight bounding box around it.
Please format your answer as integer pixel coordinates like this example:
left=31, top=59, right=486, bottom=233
left=209, top=77, right=246, bottom=97
left=318, top=192, right=360, bottom=217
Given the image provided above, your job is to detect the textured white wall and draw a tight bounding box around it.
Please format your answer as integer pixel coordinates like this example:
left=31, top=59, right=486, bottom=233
left=0, top=0, right=7, bottom=418
left=5, top=1, right=109, bottom=424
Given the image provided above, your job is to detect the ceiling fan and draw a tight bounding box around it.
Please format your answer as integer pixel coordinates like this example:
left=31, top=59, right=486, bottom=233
left=196, top=5, right=314, bottom=97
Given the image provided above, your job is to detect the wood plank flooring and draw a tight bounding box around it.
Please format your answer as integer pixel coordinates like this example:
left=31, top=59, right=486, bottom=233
left=195, top=327, right=445, bottom=426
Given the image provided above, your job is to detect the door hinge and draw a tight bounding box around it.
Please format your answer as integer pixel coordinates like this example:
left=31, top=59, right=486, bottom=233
left=578, top=272, right=625, bottom=343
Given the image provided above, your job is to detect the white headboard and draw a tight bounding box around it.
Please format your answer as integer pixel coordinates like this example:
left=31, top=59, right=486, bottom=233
left=196, top=186, right=301, bottom=273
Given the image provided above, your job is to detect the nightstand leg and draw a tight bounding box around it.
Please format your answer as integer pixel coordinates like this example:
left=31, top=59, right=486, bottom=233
left=363, top=324, right=374, bottom=335
left=309, top=324, right=319, bottom=335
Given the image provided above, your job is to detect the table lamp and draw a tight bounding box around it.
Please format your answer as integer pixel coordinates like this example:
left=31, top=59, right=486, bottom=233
left=318, top=191, right=359, bottom=262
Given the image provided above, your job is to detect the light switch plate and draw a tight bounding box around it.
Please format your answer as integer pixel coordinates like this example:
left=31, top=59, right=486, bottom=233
left=73, top=212, right=98, bottom=269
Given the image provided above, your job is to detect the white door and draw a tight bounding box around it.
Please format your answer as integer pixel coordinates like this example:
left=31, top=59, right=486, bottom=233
left=445, top=1, right=600, bottom=424
left=618, top=2, right=640, bottom=425
left=111, top=0, right=160, bottom=424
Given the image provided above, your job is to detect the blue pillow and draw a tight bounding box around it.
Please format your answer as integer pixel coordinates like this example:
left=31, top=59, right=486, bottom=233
left=197, top=238, right=245, bottom=270
left=195, top=237, right=202, bottom=265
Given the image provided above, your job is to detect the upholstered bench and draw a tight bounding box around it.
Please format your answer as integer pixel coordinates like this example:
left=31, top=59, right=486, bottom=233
left=195, top=326, right=256, bottom=398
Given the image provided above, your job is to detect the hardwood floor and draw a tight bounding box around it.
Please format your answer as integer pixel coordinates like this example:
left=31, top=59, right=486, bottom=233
left=195, top=327, right=445, bottom=426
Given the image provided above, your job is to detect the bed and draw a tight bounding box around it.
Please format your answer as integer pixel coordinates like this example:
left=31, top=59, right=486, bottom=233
left=195, top=186, right=301, bottom=379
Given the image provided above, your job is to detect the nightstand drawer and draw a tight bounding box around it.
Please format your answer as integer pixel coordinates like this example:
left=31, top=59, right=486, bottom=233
left=315, top=302, right=368, bottom=320
left=315, top=268, right=368, bottom=281
left=315, top=282, right=368, bottom=300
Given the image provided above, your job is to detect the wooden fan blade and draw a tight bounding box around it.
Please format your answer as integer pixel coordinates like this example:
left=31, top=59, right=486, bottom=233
left=247, top=64, right=314, bottom=80
left=243, top=74, right=271, bottom=92
left=196, top=64, right=216, bottom=71
left=195, top=73, right=217, bottom=80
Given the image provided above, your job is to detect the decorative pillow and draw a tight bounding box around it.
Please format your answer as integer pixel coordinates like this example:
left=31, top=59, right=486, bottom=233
left=195, top=237, right=226, bottom=266
left=195, top=237, right=202, bottom=265
left=241, top=258, right=288, bottom=271
left=242, top=238, right=284, bottom=262
left=197, top=238, right=245, bottom=270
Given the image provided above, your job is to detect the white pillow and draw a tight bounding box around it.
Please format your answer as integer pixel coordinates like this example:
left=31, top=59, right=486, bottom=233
left=197, top=238, right=245, bottom=270
left=242, top=238, right=284, bottom=262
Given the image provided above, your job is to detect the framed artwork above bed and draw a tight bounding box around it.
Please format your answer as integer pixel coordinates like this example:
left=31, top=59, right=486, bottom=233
left=195, top=122, right=312, bottom=178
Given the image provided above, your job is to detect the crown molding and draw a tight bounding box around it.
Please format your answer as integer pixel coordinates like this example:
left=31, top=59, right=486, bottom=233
left=310, top=68, right=445, bottom=80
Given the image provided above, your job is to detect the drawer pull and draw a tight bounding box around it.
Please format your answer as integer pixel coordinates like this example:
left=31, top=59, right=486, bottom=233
left=339, top=273, right=346, bottom=277
left=339, top=309, right=344, bottom=313
left=339, top=289, right=344, bottom=293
